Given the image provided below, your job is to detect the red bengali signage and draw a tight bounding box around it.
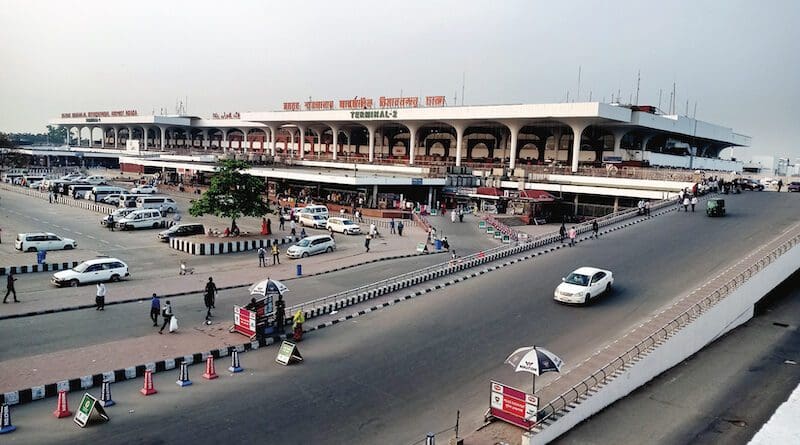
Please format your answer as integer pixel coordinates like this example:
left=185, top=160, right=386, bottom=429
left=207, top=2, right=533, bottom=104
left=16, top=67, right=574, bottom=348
left=304, top=100, right=335, bottom=111
left=489, top=380, right=538, bottom=430
left=339, top=97, right=373, bottom=109
left=378, top=96, right=419, bottom=108
left=233, top=305, right=256, bottom=338
left=425, top=95, right=446, bottom=107
left=283, top=102, right=300, bottom=111
left=61, top=110, right=138, bottom=118
left=282, top=95, right=446, bottom=111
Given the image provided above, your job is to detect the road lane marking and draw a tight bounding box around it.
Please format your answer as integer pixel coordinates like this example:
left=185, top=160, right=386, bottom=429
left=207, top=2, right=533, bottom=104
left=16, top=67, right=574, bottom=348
left=115, top=244, right=125, bottom=249
left=100, top=239, right=110, bottom=244
left=32, top=217, right=40, bottom=221
left=87, top=235, right=96, bottom=240
left=75, top=232, right=83, bottom=235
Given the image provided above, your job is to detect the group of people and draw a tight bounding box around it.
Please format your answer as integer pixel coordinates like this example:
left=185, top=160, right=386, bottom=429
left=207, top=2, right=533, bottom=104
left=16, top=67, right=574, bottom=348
left=677, top=189, right=700, bottom=212
left=256, top=240, right=282, bottom=266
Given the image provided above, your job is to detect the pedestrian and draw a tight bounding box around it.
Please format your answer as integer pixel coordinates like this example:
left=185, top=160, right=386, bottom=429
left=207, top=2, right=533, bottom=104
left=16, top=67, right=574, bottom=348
left=107, top=213, right=115, bottom=231
left=292, top=309, right=305, bottom=342
left=559, top=223, right=566, bottom=243
left=458, top=207, right=464, bottom=222
left=451, top=210, right=456, bottom=223
left=364, top=234, right=371, bottom=253
left=95, top=282, right=106, bottom=310
left=0, top=227, right=2, bottom=243
left=568, top=226, right=577, bottom=247
left=266, top=217, right=272, bottom=234
left=257, top=246, right=267, bottom=267
left=644, top=201, right=651, bottom=216
left=159, top=300, right=173, bottom=334
left=149, top=293, right=161, bottom=327
left=274, top=294, right=286, bottom=337
left=637, top=199, right=645, bottom=215
left=204, top=277, right=217, bottom=320
left=279, top=213, right=285, bottom=231
left=369, top=223, right=377, bottom=238
left=290, top=220, right=297, bottom=238
left=300, top=227, right=307, bottom=239
left=271, top=240, right=280, bottom=265
left=389, top=218, right=396, bottom=234
left=682, top=196, right=690, bottom=212
left=48, top=191, right=54, bottom=204
left=397, top=220, right=404, bottom=236
left=777, top=179, right=783, bottom=192
left=690, top=195, right=698, bottom=212
left=592, top=220, right=599, bottom=238
left=3, top=273, right=18, bottom=303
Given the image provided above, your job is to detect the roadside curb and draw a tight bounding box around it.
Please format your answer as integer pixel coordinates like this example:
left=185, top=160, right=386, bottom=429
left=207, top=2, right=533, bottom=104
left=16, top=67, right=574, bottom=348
left=0, top=261, right=81, bottom=277
left=0, top=251, right=443, bottom=321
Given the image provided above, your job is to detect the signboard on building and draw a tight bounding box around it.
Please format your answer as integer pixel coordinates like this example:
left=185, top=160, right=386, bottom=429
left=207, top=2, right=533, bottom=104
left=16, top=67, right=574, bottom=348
left=61, top=110, right=137, bottom=118
left=489, top=381, right=538, bottom=430
left=282, top=95, right=447, bottom=111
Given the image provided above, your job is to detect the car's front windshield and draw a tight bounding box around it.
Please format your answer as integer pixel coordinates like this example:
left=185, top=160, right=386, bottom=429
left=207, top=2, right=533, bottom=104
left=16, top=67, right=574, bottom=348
left=73, top=262, right=89, bottom=273
left=565, top=273, right=589, bottom=286
left=296, top=240, right=310, bottom=247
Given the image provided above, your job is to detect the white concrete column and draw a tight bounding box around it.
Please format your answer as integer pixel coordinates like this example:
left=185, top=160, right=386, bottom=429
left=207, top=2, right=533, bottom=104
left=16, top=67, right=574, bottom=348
left=568, top=121, right=589, bottom=173
left=296, top=125, right=306, bottom=159
left=367, top=125, right=376, bottom=162
left=240, top=128, right=248, bottom=152
left=342, top=129, right=351, bottom=156
left=126, top=127, right=134, bottom=146
left=330, top=125, right=339, bottom=160
left=289, top=130, right=295, bottom=158
left=113, top=127, right=119, bottom=148
left=453, top=123, right=467, bottom=167
left=142, top=127, right=148, bottom=150
left=610, top=129, right=628, bottom=158
left=267, top=126, right=278, bottom=156
left=159, top=126, right=166, bottom=151
left=638, top=134, right=654, bottom=162
left=404, top=123, right=419, bottom=166
left=313, top=128, right=325, bottom=157
left=99, top=127, right=106, bottom=148
left=504, top=122, right=522, bottom=171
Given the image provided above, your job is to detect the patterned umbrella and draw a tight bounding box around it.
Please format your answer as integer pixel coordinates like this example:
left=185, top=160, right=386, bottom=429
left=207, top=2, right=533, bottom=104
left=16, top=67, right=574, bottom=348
left=504, top=346, right=564, bottom=393
left=249, top=278, right=289, bottom=296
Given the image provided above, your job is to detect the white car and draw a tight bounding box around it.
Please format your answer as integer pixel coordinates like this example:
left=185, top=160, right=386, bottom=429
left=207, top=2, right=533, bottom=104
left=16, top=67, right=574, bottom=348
left=299, top=213, right=327, bottom=229
left=286, top=235, right=335, bottom=259
left=83, top=175, right=107, bottom=185
left=554, top=267, right=614, bottom=305
left=326, top=217, right=362, bottom=234
left=131, top=184, right=158, bottom=194
left=52, top=258, right=129, bottom=287
left=15, top=233, right=77, bottom=252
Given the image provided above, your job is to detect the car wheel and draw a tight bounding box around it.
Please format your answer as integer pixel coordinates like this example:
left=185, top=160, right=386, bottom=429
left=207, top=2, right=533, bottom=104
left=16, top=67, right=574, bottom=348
left=167, top=207, right=174, bottom=213
left=69, top=279, right=80, bottom=287
left=605, top=283, right=612, bottom=295
left=26, top=246, right=37, bottom=252
left=153, top=222, right=159, bottom=228
left=584, top=293, right=591, bottom=305
left=301, top=252, right=309, bottom=258
left=326, top=247, right=333, bottom=253
left=64, top=245, right=73, bottom=250
left=110, top=274, right=120, bottom=282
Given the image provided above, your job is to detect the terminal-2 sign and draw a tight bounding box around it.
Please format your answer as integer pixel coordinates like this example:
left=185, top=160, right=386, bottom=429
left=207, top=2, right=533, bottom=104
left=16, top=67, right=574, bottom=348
left=350, top=110, right=398, bottom=120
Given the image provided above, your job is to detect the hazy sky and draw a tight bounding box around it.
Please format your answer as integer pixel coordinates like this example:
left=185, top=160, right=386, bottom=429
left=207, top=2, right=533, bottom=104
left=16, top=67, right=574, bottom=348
left=1, top=0, right=798, bottom=160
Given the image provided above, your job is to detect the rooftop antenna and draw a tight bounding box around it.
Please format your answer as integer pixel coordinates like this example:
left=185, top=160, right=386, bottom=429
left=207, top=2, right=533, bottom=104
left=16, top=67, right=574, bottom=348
left=454, top=91, right=458, bottom=106
left=693, top=101, right=697, bottom=119
left=671, top=82, right=676, bottom=114
left=577, top=65, right=581, bottom=102
left=635, top=70, right=641, bottom=105
left=685, top=100, right=689, bottom=116
left=566, top=90, right=570, bottom=103
left=461, top=71, right=465, bottom=106
left=589, top=90, right=592, bottom=101
left=658, top=89, right=662, bottom=110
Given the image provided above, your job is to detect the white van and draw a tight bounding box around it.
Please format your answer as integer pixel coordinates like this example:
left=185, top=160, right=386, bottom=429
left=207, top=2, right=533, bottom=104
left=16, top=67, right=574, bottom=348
left=118, top=193, right=149, bottom=208
left=294, top=205, right=329, bottom=221
left=87, top=186, right=127, bottom=202
left=286, top=235, right=336, bottom=258
left=83, top=175, right=107, bottom=185
left=101, top=208, right=137, bottom=226
left=68, top=184, right=95, bottom=199
left=116, top=209, right=166, bottom=230
left=135, top=196, right=178, bottom=213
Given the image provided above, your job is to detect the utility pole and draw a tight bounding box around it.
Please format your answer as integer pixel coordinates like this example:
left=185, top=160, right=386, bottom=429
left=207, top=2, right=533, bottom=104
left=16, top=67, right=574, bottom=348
left=658, top=89, right=662, bottom=110
left=461, top=72, right=465, bottom=106
left=577, top=66, right=581, bottom=102
left=635, top=70, right=640, bottom=105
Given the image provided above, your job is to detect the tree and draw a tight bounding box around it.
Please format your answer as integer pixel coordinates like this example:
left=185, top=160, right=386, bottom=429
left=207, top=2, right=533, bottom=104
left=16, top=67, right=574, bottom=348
left=0, top=133, right=27, bottom=168
left=47, top=125, right=68, bottom=144
left=188, top=159, right=270, bottom=232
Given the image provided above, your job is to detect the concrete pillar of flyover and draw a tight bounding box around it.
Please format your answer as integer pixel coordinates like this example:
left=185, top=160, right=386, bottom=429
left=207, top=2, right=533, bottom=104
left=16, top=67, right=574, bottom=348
left=127, top=127, right=134, bottom=147
left=201, top=129, right=209, bottom=150
left=297, top=125, right=306, bottom=159
left=330, top=125, right=339, bottom=160
left=613, top=196, right=619, bottom=213
left=142, top=127, right=148, bottom=150
left=342, top=129, right=351, bottom=157
left=239, top=128, right=248, bottom=153
left=504, top=122, right=522, bottom=171
left=99, top=127, right=106, bottom=148
left=567, top=121, right=590, bottom=173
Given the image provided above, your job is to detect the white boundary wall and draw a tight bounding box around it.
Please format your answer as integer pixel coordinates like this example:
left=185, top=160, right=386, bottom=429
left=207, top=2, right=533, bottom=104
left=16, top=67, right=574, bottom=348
left=527, top=241, right=800, bottom=444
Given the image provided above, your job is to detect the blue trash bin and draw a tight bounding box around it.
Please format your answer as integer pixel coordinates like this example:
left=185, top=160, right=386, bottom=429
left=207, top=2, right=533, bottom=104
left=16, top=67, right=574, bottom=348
left=434, top=239, right=442, bottom=251
left=296, top=264, right=302, bottom=276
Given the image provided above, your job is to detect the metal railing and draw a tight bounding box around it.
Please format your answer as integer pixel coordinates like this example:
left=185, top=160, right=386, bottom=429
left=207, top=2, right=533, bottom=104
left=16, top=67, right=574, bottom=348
left=533, top=222, right=800, bottom=428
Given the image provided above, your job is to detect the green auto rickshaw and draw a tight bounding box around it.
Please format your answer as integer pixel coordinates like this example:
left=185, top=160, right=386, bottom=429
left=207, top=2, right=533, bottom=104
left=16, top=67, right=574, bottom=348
left=706, top=198, right=726, bottom=217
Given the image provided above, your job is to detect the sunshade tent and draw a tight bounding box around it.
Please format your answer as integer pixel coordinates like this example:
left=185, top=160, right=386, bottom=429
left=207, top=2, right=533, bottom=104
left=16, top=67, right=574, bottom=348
left=504, top=346, right=564, bottom=393
left=249, top=278, right=289, bottom=296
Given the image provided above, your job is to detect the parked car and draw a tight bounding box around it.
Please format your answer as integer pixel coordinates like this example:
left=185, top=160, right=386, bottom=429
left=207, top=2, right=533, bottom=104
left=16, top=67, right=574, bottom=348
left=293, top=204, right=329, bottom=222
left=51, top=258, right=129, bottom=287
left=15, top=232, right=77, bottom=252
left=740, top=178, right=764, bottom=191
left=787, top=182, right=800, bottom=192
left=101, top=208, right=137, bottom=226
left=299, top=213, right=327, bottom=229
left=286, top=235, right=335, bottom=258
left=158, top=223, right=205, bottom=241
left=83, top=175, right=108, bottom=185
left=326, top=217, right=362, bottom=234
left=131, top=184, right=158, bottom=194
left=554, top=267, right=614, bottom=305
left=136, top=196, right=178, bottom=213
left=116, top=209, right=166, bottom=230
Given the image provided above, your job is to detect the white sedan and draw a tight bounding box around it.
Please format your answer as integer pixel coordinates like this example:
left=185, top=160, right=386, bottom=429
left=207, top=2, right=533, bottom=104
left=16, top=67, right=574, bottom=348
left=131, top=184, right=158, bottom=194
left=554, top=266, right=614, bottom=305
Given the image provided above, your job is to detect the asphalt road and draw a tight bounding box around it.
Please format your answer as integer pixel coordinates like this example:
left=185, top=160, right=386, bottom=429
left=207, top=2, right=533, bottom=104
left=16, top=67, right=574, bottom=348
left=7, top=192, right=799, bottom=444
left=553, top=271, right=800, bottom=445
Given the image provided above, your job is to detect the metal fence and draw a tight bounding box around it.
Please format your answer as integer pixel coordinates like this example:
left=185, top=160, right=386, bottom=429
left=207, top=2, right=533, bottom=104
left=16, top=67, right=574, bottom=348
left=533, top=222, right=800, bottom=428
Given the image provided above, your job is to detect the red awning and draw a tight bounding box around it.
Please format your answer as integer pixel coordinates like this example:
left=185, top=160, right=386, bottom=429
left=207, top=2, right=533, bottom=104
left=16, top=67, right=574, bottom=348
left=517, top=190, right=557, bottom=202
left=476, top=187, right=503, bottom=196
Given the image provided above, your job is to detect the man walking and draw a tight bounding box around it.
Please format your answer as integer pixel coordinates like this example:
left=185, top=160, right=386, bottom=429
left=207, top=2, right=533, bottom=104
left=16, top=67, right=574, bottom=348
left=644, top=200, right=651, bottom=216
left=274, top=294, right=286, bottom=338
left=158, top=300, right=173, bottom=334
left=690, top=195, right=698, bottom=212
left=559, top=223, right=567, bottom=243
left=290, top=220, right=297, bottom=238
left=107, top=213, right=115, bottom=231
left=150, top=293, right=161, bottom=327
left=389, top=218, right=396, bottom=234
left=3, top=273, right=18, bottom=303
left=592, top=220, right=599, bottom=238
left=279, top=213, right=285, bottom=231
left=364, top=234, right=371, bottom=253
left=271, top=241, right=280, bottom=265
left=397, top=220, right=404, bottom=236
left=568, top=226, right=577, bottom=247
left=458, top=207, right=464, bottom=222
left=204, top=277, right=217, bottom=321
left=777, top=179, right=783, bottom=192
left=95, top=282, right=106, bottom=310
left=257, top=246, right=267, bottom=267
left=682, top=195, right=690, bottom=212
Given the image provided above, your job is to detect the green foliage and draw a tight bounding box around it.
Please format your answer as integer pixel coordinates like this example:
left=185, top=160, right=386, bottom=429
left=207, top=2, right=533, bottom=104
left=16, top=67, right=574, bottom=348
left=47, top=125, right=68, bottom=143
left=188, top=159, right=269, bottom=227
left=0, top=133, right=27, bottom=168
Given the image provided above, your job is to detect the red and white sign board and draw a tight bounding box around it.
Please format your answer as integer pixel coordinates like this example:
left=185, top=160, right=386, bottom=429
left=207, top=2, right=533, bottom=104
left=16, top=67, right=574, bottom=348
left=233, top=305, right=256, bottom=338
left=489, top=380, right=538, bottom=429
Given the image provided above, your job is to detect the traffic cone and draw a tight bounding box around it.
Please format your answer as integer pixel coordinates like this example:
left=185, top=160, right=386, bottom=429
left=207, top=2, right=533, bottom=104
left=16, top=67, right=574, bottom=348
left=176, top=362, right=193, bottom=387
left=202, top=356, right=218, bottom=380
left=228, top=350, right=243, bottom=373
left=53, top=390, right=72, bottom=418
left=0, top=404, right=16, bottom=434
left=139, top=369, right=157, bottom=396
left=100, top=381, right=115, bottom=407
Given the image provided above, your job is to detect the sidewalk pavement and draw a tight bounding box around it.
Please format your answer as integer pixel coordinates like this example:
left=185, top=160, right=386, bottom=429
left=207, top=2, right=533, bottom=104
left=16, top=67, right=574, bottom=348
left=0, top=227, right=428, bottom=319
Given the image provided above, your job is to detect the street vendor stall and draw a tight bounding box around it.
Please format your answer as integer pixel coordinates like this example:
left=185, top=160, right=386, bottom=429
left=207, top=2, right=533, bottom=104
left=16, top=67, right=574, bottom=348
left=231, top=278, right=289, bottom=340
left=507, top=189, right=559, bottom=224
